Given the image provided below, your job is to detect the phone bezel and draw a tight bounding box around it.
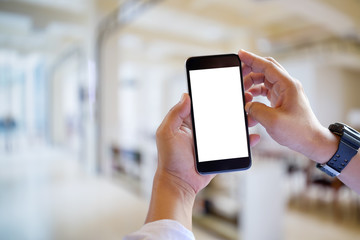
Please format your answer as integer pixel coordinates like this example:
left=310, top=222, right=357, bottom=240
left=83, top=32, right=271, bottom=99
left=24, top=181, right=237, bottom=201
left=186, top=53, right=252, bottom=174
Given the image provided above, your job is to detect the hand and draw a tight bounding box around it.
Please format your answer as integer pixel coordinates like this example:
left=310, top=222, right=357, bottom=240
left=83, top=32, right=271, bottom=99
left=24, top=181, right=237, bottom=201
left=238, top=49, right=338, bottom=163
left=155, top=93, right=215, bottom=194
left=145, top=94, right=214, bottom=230
left=146, top=93, right=261, bottom=229
left=155, top=92, right=260, bottom=194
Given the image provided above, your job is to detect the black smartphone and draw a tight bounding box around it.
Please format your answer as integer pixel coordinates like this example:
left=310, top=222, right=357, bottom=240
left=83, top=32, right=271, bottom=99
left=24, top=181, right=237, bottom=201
left=186, top=53, right=251, bottom=174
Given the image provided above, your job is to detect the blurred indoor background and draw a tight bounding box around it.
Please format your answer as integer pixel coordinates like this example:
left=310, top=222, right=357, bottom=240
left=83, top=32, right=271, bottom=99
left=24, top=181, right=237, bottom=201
left=1, top=0, right=360, bottom=239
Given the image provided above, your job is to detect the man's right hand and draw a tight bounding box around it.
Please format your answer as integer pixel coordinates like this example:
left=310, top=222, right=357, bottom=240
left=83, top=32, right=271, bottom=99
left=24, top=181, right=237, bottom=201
left=238, top=49, right=339, bottom=164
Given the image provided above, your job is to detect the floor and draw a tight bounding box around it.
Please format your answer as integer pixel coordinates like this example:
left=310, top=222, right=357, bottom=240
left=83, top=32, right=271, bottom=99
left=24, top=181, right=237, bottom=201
left=1, top=146, right=360, bottom=240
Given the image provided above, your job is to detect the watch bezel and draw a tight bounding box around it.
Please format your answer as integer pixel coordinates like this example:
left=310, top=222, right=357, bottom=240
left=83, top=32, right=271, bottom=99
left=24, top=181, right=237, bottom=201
left=329, top=122, right=344, bottom=136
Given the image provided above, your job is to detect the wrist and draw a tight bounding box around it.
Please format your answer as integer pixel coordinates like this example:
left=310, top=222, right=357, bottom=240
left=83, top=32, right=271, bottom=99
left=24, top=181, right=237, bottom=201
left=154, top=170, right=197, bottom=201
left=145, top=170, right=196, bottom=230
left=309, top=125, right=340, bottom=164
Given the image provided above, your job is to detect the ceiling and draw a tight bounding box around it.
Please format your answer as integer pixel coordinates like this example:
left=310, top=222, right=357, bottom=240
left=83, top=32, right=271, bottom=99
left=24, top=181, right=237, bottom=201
left=0, top=0, right=359, bottom=60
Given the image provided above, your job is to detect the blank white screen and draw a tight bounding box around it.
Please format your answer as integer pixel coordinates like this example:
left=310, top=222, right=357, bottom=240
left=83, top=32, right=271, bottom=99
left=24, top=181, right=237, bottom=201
left=190, top=66, right=249, bottom=162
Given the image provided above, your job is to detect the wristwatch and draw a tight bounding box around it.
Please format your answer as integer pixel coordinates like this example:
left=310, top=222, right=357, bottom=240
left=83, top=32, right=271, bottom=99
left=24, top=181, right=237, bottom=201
left=316, top=123, right=360, bottom=177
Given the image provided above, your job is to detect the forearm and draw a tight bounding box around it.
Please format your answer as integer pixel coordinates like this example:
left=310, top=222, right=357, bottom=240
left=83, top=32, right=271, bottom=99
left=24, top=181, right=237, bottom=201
left=145, top=170, right=196, bottom=231
left=339, top=153, right=360, bottom=194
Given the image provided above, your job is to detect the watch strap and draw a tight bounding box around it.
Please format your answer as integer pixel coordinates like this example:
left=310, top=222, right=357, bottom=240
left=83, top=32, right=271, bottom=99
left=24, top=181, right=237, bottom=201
left=317, top=124, right=360, bottom=177
left=316, top=140, right=358, bottom=177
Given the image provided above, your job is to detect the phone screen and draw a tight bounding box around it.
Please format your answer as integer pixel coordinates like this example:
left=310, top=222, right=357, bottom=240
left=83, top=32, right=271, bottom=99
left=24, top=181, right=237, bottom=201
left=186, top=54, right=251, bottom=174
left=189, top=66, right=249, bottom=162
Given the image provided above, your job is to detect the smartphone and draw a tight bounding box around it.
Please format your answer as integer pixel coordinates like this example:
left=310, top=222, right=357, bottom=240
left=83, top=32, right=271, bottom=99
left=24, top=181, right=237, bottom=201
left=186, top=54, right=251, bottom=174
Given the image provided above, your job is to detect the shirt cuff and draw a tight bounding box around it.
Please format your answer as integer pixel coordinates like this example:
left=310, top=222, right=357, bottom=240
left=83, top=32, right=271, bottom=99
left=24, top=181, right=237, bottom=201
left=123, top=219, right=195, bottom=240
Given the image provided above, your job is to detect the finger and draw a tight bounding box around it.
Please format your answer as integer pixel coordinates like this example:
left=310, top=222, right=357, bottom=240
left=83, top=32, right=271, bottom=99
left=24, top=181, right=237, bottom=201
left=159, top=93, right=191, bottom=134
left=243, top=72, right=266, bottom=90
left=249, top=134, right=261, bottom=147
left=245, top=101, right=277, bottom=130
left=239, top=49, right=272, bottom=74
left=179, top=93, right=191, bottom=118
left=247, top=114, right=258, bottom=127
left=238, top=49, right=287, bottom=85
left=264, top=57, right=288, bottom=73
left=242, top=64, right=252, bottom=77
left=244, top=92, right=253, bottom=104
left=244, top=73, right=273, bottom=92
left=244, top=92, right=259, bottom=127
left=182, top=109, right=193, bottom=129
left=248, top=84, right=269, bottom=97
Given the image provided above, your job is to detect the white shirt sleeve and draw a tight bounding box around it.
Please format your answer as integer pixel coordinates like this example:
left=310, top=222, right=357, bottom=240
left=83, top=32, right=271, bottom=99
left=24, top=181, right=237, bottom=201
left=123, top=219, right=195, bottom=240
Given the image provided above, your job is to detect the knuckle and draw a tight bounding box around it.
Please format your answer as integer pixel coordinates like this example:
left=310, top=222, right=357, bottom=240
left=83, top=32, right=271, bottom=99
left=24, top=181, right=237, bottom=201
left=266, top=59, right=278, bottom=69
left=294, top=79, right=304, bottom=91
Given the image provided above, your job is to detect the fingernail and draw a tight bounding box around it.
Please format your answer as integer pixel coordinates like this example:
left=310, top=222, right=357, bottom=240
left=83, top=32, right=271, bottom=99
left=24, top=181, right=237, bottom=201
left=180, top=93, right=186, bottom=103
left=245, top=102, right=251, bottom=113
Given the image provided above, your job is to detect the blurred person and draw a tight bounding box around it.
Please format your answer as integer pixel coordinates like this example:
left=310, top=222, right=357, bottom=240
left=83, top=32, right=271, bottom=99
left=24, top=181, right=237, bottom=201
left=124, top=50, right=360, bottom=240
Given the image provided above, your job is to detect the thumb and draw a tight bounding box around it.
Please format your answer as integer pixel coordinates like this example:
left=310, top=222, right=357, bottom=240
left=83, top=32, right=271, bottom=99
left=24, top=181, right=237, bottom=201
left=245, top=101, right=277, bottom=129
left=161, top=94, right=191, bottom=133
